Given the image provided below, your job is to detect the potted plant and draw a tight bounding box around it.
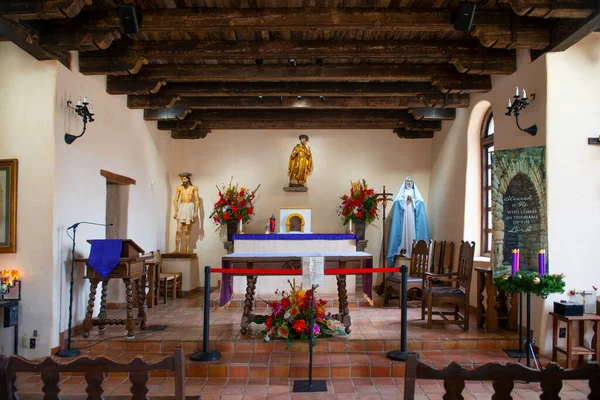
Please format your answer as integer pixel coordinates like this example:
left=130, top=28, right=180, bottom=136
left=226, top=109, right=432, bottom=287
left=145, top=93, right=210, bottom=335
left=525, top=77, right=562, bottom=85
left=338, top=179, right=381, bottom=240
left=210, top=178, right=260, bottom=241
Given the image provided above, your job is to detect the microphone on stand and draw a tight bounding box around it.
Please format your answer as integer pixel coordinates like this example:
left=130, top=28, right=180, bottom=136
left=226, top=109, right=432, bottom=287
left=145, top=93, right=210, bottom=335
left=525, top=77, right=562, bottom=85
left=57, top=221, right=114, bottom=358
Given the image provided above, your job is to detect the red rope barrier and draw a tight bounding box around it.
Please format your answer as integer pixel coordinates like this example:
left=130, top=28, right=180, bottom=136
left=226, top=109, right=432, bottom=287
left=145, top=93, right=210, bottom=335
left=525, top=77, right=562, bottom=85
left=210, top=267, right=398, bottom=275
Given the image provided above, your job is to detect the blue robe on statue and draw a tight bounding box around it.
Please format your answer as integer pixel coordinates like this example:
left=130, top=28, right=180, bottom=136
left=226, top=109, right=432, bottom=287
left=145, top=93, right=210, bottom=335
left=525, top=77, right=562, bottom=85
left=386, top=176, right=430, bottom=265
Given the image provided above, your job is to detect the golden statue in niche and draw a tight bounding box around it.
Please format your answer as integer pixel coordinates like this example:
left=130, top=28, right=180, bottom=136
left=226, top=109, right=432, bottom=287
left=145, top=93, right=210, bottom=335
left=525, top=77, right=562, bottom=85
left=287, top=134, right=313, bottom=187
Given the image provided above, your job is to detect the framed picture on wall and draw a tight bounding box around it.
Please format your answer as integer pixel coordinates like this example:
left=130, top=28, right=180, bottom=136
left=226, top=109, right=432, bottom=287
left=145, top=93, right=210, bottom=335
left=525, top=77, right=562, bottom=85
left=0, top=159, right=18, bottom=253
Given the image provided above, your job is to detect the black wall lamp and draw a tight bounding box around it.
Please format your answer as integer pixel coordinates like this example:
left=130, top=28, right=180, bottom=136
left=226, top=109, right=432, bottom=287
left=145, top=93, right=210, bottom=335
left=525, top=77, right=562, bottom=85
left=65, top=96, right=95, bottom=144
left=505, top=87, right=537, bottom=136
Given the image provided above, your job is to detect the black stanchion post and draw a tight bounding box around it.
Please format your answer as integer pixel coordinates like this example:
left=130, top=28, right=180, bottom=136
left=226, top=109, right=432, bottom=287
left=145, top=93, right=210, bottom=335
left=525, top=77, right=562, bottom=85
left=518, top=291, right=540, bottom=369
left=387, top=265, right=419, bottom=362
left=293, top=284, right=327, bottom=392
left=503, top=291, right=523, bottom=358
left=190, top=266, right=221, bottom=362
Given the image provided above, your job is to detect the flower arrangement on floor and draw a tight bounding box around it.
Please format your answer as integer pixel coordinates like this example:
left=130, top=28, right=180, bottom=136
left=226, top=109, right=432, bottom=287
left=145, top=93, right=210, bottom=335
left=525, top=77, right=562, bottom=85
left=251, top=281, right=347, bottom=349
left=210, top=178, right=260, bottom=226
left=494, top=271, right=565, bottom=298
left=338, top=179, right=382, bottom=224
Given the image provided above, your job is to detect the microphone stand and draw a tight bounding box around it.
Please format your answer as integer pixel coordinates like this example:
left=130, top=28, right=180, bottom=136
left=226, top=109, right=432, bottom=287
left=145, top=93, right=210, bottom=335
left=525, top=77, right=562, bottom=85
left=57, top=221, right=111, bottom=358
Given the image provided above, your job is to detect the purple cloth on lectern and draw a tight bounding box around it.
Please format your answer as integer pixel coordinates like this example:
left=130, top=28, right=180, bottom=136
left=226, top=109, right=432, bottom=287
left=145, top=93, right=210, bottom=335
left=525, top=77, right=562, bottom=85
left=87, top=239, right=123, bottom=278
left=218, top=256, right=373, bottom=307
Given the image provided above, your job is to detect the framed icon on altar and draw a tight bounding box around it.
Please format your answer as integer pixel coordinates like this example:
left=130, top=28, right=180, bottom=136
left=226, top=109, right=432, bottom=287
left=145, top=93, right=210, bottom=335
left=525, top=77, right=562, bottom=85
left=280, top=207, right=311, bottom=233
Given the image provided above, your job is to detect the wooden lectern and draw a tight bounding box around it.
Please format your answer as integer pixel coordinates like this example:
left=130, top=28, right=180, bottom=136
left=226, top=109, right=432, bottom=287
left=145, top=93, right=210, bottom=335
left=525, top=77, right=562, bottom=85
left=76, top=239, right=150, bottom=338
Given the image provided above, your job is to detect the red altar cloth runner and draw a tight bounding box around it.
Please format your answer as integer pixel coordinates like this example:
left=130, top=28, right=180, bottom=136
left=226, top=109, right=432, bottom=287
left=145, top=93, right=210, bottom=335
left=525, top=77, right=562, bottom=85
left=218, top=252, right=374, bottom=308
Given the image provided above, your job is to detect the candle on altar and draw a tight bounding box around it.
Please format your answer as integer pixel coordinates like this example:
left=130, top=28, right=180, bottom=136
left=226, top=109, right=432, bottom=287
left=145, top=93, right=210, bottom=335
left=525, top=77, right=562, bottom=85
left=516, top=249, right=520, bottom=272
left=511, top=249, right=518, bottom=274
left=538, top=249, right=546, bottom=275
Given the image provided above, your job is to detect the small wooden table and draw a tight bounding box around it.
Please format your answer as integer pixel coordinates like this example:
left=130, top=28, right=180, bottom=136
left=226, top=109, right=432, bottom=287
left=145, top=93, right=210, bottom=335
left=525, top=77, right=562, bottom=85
left=550, top=312, right=600, bottom=368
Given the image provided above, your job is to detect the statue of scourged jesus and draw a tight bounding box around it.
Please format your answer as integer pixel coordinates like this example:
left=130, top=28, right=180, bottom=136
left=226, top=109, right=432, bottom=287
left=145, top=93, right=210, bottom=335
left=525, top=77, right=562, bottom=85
left=287, top=134, right=313, bottom=187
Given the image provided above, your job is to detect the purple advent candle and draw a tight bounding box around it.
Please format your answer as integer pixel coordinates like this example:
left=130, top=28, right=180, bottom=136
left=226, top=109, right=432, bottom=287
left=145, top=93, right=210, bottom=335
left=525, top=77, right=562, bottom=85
left=511, top=249, right=517, bottom=274
left=538, top=249, right=546, bottom=275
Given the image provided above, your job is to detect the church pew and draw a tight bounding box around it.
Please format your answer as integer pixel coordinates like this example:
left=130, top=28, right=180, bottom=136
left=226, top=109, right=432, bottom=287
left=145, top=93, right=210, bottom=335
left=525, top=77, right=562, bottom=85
left=0, top=348, right=191, bottom=400
left=404, top=353, right=600, bottom=399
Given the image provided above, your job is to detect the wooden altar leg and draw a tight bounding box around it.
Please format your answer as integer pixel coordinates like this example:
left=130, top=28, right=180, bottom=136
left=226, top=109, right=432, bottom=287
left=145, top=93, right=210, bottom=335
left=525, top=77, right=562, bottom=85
left=82, top=279, right=100, bottom=338
left=136, top=277, right=147, bottom=330
left=240, top=275, right=257, bottom=335
left=124, top=278, right=135, bottom=337
left=336, top=274, right=351, bottom=334
left=97, top=280, right=109, bottom=332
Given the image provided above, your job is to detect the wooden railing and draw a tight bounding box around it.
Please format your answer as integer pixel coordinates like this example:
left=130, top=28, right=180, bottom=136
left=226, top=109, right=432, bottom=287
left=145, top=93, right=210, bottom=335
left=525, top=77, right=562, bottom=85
left=404, top=353, right=600, bottom=399
left=0, top=348, right=186, bottom=400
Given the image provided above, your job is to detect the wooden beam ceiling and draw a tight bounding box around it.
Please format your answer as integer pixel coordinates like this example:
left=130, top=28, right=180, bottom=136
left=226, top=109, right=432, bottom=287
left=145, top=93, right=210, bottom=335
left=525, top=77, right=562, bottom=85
left=1, top=2, right=593, bottom=139
left=128, top=94, right=470, bottom=110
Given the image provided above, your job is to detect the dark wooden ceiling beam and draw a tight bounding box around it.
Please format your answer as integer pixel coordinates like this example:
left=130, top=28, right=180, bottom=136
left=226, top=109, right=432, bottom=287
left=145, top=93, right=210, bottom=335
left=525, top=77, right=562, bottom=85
left=156, top=110, right=442, bottom=131
left=144, top=108, right=192, bottom=121
left=164, top=120, right=435, bottom=130
left=79, top=40, right=516, bottom=75
left=499, top=0, right=596, bottom=18
left=408, top=108, right=456, bottom=120
left=45, top=8, right=550, bottom=49
left=531, top=4, right=600, bottom=58
left=432, top=75, right=492, bottom=93
left=0, top=17, right=70, bottom=67
left=40, top=28, right=121, bottom=51
left=129, top=94, right=469, bottom=110
left=171, top=128, right=211, bottom=139
left=108, top=81, right=453, bottom=96
left=0, top=0, right=91, bottom=20
left=106, top=78, right=167, bottom=95
left=99, top=64, right=471, bottom=82
left=59, top=8, right=535, bottom=32
left=394, top=128, right=435, bottom=139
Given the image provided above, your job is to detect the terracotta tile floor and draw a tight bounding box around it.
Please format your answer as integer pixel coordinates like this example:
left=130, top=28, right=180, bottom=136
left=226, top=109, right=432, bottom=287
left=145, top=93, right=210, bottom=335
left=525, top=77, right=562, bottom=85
left=14, top=292, right=591, bottom=398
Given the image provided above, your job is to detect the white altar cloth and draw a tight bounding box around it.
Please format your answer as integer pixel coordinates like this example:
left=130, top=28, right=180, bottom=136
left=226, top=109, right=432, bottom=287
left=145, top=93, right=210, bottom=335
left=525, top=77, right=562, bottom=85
left=231, top=234, right=357, bottom=294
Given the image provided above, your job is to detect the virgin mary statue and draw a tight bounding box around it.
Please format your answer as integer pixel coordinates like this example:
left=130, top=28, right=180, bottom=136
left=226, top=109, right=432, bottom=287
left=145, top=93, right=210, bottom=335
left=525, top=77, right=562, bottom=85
left=386, top=176, right=430, bottom=264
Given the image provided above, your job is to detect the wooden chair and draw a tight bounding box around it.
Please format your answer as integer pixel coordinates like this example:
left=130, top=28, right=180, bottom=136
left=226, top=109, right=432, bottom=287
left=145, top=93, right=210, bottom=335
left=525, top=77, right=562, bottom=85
left=403, top=352, right=600, bottom=400
left=430, top=240, right=454, bottom=275
left=0, top=348, right=190, bottom=400
left=385, top=240, right=432, bottom=307
left=158, top=269, right=182, bottom=304
left=421, top=240, right=475, bottom=330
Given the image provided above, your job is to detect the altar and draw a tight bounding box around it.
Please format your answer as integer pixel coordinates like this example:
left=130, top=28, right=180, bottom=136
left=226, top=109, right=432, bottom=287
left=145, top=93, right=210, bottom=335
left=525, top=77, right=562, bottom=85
left=230, top=233, right=358, bottom=294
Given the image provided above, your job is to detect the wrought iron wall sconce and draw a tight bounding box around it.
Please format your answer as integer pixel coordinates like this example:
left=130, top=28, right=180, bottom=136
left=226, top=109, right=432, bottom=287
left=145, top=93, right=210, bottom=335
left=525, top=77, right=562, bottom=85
left=0, top=269, right=20, bottom=299
left=588, top=136, right=600, bottom=145
left=65, top=96, right=95, bottom=145
left=505, top=87, right=537, bottom=136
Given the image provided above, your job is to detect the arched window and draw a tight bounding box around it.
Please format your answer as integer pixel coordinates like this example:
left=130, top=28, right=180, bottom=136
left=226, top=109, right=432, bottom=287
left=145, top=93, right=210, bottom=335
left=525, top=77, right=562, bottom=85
left=481, top=109, right=494, bottom=255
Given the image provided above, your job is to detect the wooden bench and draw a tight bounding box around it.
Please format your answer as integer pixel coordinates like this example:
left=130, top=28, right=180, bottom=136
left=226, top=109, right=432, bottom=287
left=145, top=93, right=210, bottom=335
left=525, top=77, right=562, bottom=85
left=404, top=353, right=600, bottom=399
left=0, top=348, right=192, bottom=400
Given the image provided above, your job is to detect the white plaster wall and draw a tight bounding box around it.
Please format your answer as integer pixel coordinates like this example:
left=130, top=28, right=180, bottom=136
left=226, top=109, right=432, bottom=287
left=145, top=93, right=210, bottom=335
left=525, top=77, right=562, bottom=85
left=541, top=32, right=600, bottom=355
left=428, top=49, right=547, bottom=310
left=53, top=62, right=172, bottom=350
left=0, top=43, right=57, bottom=358
left=168, top=129, right=432, bottom=288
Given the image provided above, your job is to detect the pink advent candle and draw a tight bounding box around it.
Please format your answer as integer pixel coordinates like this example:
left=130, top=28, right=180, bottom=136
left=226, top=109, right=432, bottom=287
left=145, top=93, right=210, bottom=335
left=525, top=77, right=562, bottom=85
left=516, top=249, right=520, bottom=272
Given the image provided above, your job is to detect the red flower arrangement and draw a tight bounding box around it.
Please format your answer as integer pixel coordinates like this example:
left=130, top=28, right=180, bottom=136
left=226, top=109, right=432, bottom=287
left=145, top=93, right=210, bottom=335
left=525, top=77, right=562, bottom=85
left=252, top=281, right=346, bottom=349
left=339, top=179, right=382, bottom=225
left=210, top=178, right=260, bottom=226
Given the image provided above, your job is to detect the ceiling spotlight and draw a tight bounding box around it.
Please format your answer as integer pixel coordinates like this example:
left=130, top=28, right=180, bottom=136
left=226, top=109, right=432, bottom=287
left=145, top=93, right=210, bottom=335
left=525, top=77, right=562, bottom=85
left=279, top=96, right=283, bottom=101
left=255, top=58, right=264, bottom=66
left=316, top=59, right=324, bottom=66
left=297, top=96, right=302, bottom=100
left=289, top=59, right=297, bottom=67
left=258, top=95, right=263, bottom=100
left=319, top=96, right=326, bottom=101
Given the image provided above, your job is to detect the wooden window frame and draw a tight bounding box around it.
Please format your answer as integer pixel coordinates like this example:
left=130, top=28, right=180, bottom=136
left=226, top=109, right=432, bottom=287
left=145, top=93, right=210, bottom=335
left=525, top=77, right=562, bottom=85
left=480, top=109, right=494, bottom=256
